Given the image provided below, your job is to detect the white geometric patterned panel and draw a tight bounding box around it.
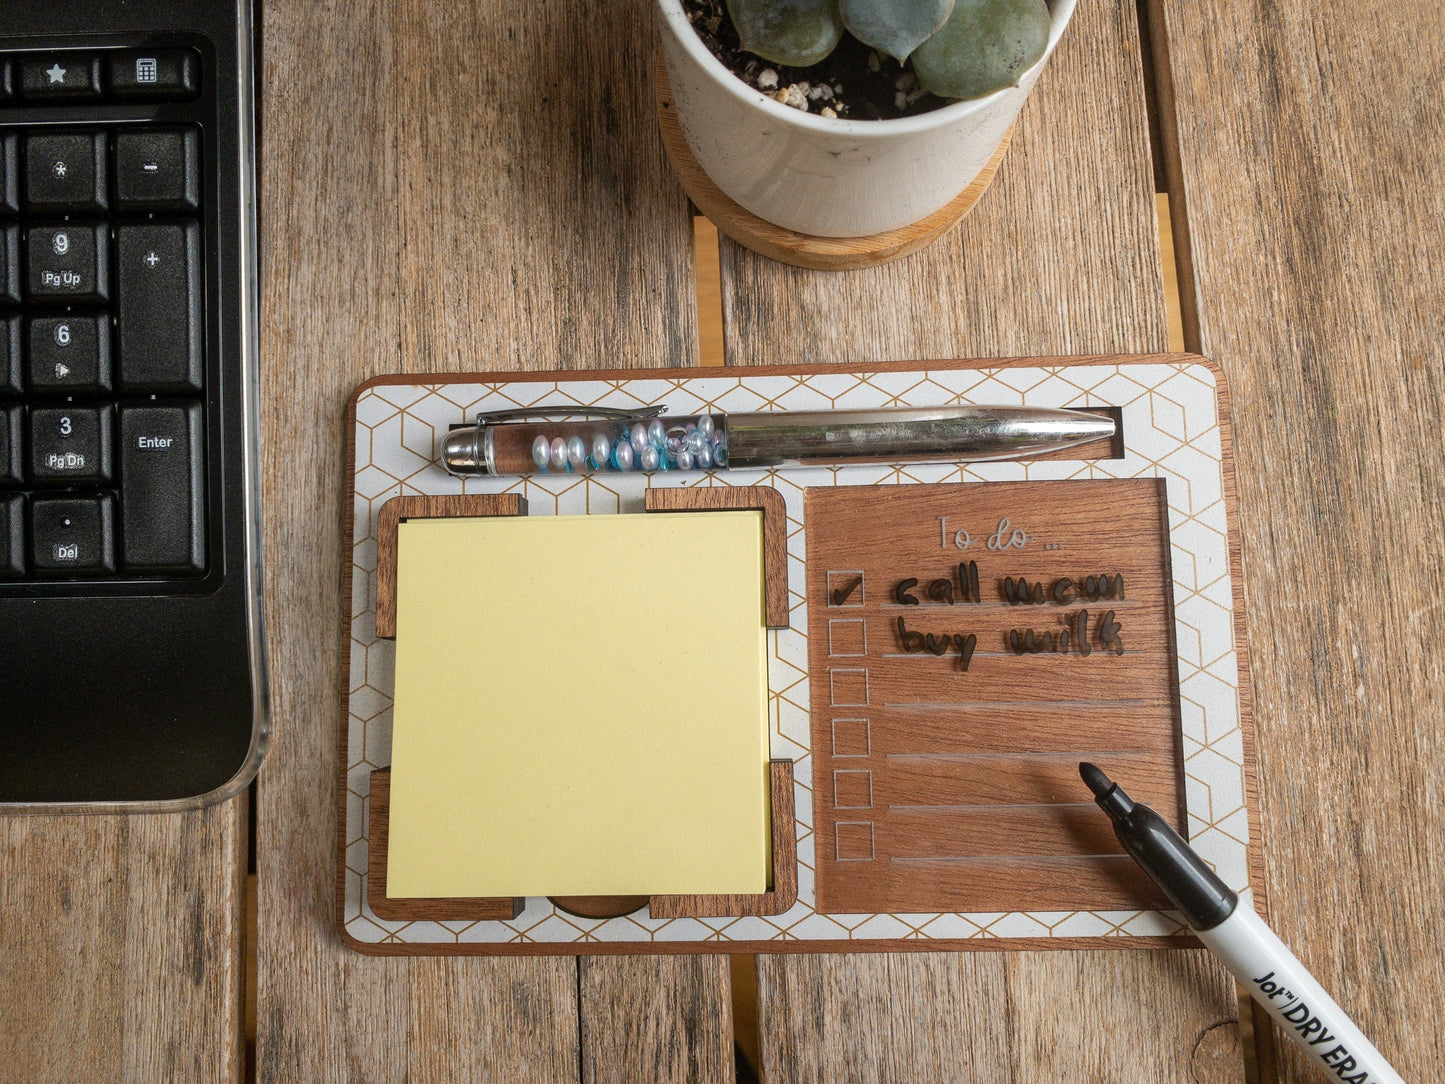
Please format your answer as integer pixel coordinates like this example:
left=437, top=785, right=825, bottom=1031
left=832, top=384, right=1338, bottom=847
left=341, top=361, right=1250, bottom=950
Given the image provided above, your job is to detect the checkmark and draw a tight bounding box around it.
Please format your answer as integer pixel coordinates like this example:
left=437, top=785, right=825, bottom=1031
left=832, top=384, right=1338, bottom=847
left=830, top=575, right=863, bottom=606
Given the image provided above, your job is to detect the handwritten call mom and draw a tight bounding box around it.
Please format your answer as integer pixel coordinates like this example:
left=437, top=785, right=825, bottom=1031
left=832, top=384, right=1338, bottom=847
left=840, top=516, right=1128, bottom=671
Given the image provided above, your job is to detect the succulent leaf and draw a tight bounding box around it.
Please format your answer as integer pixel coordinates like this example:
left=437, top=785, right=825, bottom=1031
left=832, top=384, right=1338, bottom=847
left=841, top=0, right=954, bottom=64
left=726, top=0, right=845, bottom=68
left=911, top=0, right=1050, bottom=100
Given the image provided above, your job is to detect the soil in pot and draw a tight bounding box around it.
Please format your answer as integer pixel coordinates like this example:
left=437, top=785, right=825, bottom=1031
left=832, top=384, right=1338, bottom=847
left=681, top=0, right=952, bottom=120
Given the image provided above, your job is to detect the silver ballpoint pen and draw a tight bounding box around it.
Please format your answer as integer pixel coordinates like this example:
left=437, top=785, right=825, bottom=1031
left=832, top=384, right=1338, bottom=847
left=442, top=404, right=1116, bottom=477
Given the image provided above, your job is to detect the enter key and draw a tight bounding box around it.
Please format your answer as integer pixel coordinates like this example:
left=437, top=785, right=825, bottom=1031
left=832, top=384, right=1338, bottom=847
left=120, top=403, right=204, bottom=573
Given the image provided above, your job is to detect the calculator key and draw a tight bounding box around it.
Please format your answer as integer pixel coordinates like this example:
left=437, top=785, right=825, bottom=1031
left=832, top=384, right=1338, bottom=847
left=0, top=225, right=17, bottom=304
left=31, top=496, right=115, bottom=574
left=28, top=316, right=111, bottom=395
left=0, top=133, right=17, bottom=215
left=29, top=405, right=112, bottom=485
left=120, top=403, right=204, bottom=572
left=26, top=224, right=109, bottom=304
left=117, top=223, right=201, bottom=392
left=115, top=129, right=200, bottom=211
left=108, top=50, right=199, bottom=100
left=19, top=55, right=103, bottom=102
left=23, top=132, right=108, bottom=213
left=0, top=495, right=22, bottom=577
left=0, top=405, right=21, bottom=484
left=0, top=317, right=20, bottom=396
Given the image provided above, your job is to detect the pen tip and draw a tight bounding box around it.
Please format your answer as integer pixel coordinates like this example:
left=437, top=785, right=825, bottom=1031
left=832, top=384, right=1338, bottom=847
left=1079, top=761, right=1113, bottom=797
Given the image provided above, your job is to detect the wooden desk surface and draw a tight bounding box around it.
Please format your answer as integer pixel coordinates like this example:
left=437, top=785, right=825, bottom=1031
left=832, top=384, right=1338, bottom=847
left=3, top=1, right=1441, bottom=1080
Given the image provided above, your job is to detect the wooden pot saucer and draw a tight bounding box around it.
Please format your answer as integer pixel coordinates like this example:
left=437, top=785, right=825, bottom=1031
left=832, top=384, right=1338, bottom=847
left=655, top=64, right=1013, bottom=271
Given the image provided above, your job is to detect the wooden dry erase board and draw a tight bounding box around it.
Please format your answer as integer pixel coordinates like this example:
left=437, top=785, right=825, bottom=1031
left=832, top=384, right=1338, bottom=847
left=338, top=354, right=1261, bottom=956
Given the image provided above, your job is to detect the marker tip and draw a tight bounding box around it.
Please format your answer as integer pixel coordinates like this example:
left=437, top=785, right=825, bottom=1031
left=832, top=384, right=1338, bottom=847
left=1079, top=761, right=1113, bottom=798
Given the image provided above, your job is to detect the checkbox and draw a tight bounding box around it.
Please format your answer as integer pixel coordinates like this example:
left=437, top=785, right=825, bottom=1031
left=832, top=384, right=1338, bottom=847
left=827, top=618, right=867, bottom=657
left=833, top=769, right=873, bottom=809
left=831, top=718, right=871, bottom=758
left=829, top=668, right=869, bottom=706
left=835, top=821, right=876, bottom=861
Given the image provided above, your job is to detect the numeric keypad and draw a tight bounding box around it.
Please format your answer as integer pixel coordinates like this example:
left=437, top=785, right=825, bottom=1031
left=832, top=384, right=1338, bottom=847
left=0, top=90, right=207, bottom=580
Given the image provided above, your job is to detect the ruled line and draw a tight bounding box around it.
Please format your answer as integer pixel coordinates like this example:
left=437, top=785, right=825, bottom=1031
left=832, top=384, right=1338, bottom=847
left=891, top=854, right=1136, bottom=864
left=881, top=699, right=1150, bottom=710
left=879, top=651, right=1135, bottom=660
left=885, top=749, right=1156, bottom=763
left=875, top=602, right=1142, bottom=612
left=886, top=801, right=1100, bottom=812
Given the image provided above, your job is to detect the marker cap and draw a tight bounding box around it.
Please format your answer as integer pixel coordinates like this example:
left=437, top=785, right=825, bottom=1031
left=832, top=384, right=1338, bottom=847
left=1080, top=763, right=1238, bottom=931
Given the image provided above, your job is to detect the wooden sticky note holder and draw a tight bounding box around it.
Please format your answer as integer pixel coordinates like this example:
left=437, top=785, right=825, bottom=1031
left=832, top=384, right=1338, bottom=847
left=366, top=486, right=797, bottom=925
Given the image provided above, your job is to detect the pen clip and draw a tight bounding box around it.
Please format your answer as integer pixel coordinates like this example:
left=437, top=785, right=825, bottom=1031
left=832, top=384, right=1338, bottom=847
left=471, top=404, right=668, bottom=428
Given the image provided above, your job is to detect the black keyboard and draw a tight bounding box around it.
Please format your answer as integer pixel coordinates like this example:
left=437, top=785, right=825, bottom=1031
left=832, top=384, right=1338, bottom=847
left=0, top=1, right=267, bottom=808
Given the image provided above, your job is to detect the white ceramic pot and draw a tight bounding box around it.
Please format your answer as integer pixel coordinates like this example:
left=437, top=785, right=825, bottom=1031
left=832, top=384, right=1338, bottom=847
left=656, top=0, right=1076, bottom=237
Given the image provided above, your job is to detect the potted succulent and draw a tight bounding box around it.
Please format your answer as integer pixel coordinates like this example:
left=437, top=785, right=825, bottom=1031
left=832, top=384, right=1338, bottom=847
left=656, top=0, right=1077, bottom=242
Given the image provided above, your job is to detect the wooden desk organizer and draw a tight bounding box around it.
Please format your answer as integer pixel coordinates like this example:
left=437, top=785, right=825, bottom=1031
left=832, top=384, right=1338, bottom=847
left=338, top=355, right=1260, bottom=956
left=366, top=486, right=798, bottom=923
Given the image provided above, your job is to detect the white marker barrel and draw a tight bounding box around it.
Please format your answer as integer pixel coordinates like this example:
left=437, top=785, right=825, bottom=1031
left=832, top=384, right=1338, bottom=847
left=1198, top=907, right=1406, bottom=1084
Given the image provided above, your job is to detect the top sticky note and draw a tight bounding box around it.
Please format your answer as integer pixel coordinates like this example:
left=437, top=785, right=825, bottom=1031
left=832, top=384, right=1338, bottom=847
left=385, top=510, right=772, bottom=900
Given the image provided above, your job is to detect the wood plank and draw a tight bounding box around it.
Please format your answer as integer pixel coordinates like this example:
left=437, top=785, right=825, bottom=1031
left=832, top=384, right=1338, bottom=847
left=0, top=802, right=247, bottom=1084
left=716, top=1, right=1169, bottom=365
left=257, top=0, right=723, bottom=1078
left=386, top=0, right=698, bottom=372
left=723, top=0, right=1244, bottom=1076
left=406, top=960, right=579, bottom=1083
left=579, top=955, right=734, bottom=1084
left=759, top=949, right=1241, bottom=1083
left=1156, top=1, right=1445, bottom=1080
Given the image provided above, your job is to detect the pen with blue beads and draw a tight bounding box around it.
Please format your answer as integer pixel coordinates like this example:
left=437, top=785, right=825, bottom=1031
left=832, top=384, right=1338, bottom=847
left=441, top=404, right=1115, bottom=476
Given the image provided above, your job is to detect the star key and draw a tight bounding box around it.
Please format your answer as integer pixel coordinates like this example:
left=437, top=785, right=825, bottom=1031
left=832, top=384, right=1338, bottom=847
left=18, top=55, right=102, bottom=101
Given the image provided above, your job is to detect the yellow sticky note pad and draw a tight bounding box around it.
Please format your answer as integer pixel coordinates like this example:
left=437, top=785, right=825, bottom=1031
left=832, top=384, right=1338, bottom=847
left=386, top=511, right=772, bottom=899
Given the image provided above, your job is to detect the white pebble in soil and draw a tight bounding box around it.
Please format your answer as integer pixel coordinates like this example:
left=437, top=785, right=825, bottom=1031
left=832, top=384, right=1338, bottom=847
left=774, top=83, right=810, bottom=111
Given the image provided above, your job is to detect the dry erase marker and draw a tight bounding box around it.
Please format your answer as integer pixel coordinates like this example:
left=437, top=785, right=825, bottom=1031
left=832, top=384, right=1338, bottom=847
left=1080, top=763, right=1407, bottom=1084
left=441, top=404, right=1115, bottom=476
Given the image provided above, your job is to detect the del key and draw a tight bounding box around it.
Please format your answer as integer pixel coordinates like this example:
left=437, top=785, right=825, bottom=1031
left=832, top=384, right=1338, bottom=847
left=120, top=403, right=204, bottom=573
